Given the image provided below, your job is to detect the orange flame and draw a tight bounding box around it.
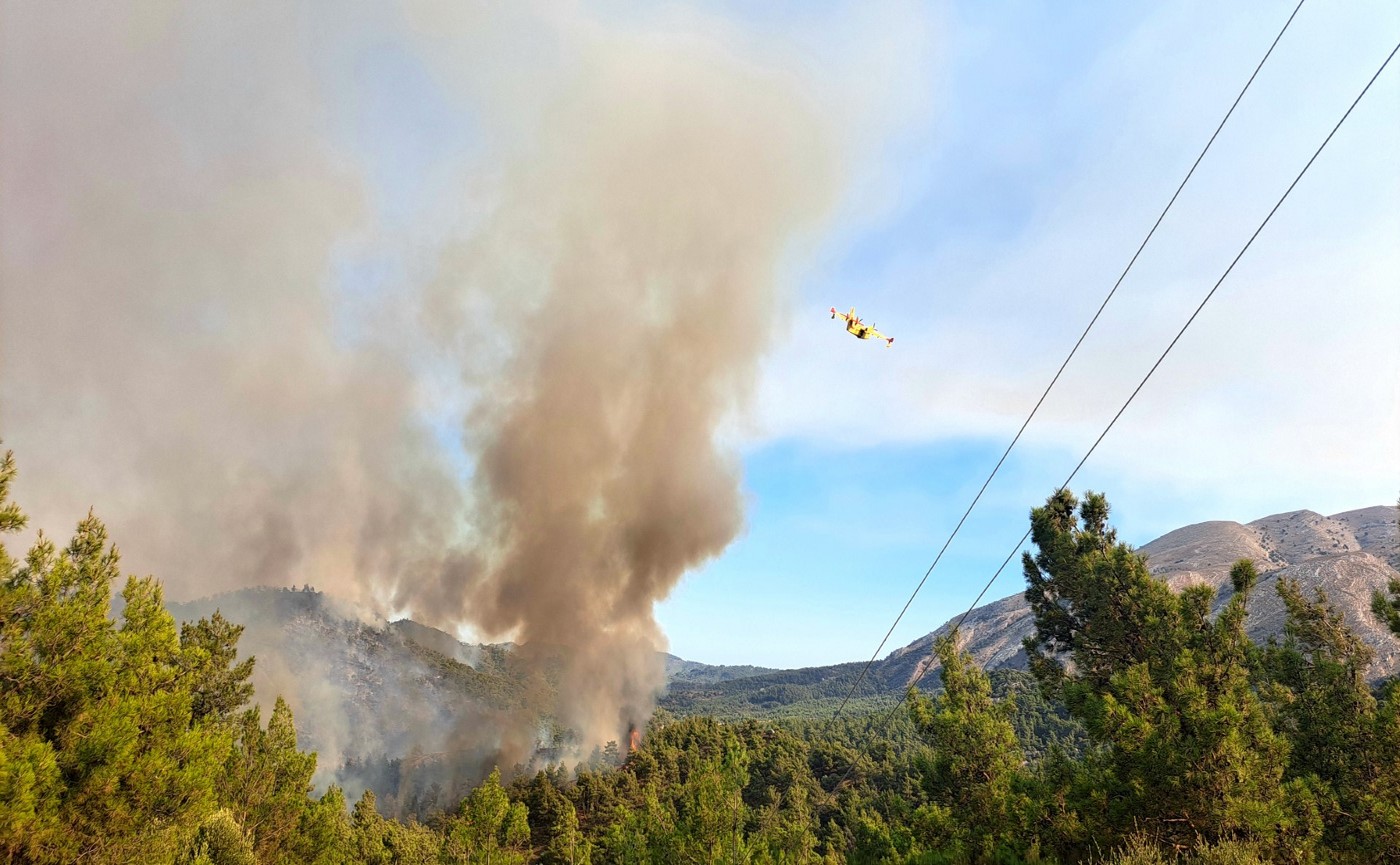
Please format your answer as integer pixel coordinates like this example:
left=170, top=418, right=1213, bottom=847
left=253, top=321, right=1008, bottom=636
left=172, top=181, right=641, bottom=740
left=628, top=724, right=641, bottom=753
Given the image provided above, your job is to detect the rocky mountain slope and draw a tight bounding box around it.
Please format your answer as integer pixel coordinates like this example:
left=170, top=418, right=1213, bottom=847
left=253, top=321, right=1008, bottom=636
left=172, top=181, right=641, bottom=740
left=662, top=505, right=1400, bottom=716
left=882, top=505, right=1400, bottom=687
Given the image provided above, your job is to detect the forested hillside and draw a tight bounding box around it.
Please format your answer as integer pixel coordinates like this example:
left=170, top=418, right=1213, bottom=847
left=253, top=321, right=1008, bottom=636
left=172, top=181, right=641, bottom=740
left=4, top=449, right=1400, bottom=863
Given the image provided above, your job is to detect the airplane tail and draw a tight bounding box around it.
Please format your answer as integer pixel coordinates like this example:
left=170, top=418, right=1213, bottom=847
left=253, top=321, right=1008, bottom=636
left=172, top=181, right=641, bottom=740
left=886, top=336, right=894, bottom=347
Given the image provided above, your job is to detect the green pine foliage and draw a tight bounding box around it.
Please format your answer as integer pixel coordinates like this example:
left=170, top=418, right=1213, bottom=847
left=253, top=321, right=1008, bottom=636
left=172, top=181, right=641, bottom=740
left=906, top=636, right=1032, bottom=862
left=1370, top=496, right=1400, bottom=638
left=178, top=810, right=258, bottom=865
left=0, top=476, right=234, bottom=861
left=439, top=768, right=532, bottom=863
left=286, top=785, right=355, bottom=865
left=4, top=446, right=1400, bottom=863
left=181, top=612, right=257, bottom=725
left=0, top=451, right=315, bottom=864
left=1021, top=493, right=1319, bottom=860
left=223, top=697, right=318, bottom=862
left=1374, top=579, right=1400, bottom=636
left=1264, top=576, right=1400, bottom=861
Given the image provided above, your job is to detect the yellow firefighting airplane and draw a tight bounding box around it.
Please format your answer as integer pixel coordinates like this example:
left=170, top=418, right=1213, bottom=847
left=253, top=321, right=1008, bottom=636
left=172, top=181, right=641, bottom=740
left=830, top=307, right=894, bottom=347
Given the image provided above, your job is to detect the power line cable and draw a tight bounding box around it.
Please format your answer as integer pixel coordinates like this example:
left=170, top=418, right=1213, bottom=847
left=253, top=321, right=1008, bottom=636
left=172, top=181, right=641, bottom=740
left=833, top=37, right=1400, bottom=789
left=831, top=0, right=1309, bottom=720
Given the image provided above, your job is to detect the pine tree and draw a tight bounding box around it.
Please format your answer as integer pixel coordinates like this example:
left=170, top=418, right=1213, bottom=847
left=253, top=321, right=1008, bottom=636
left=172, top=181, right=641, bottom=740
left=1370, top=496, right=1400, bottom=637
left=223, top=696, right=317, bottom=861
left=1022, top=489, right=1184, bottom=696
left=747, top=782, right=820, bottom=865
left=1374, top=580, right=1400, bottom=637
left=521, top=771, right=591, bottom=865
left=180, top=612, right=255, bottom=725
left=0, top=483, right=231, bottom=862
left=353, top=789, right=394, bottom=865
left=673, top=745, right=751, bottom=864
left=906, top=634, right=1030, bottom=862
left=441, top=768, right=530, bottom=864
left=597, top=792, right=678, bottom=865
left=1021, top=492, right=1317, bottom=858
left=382, top=817, right=442, bottom=864
left=0, top=452, right=64, bottom=861
left=0, top=450, right=304, bottom=864
left=68, top=575, right=234, bottom=861
left=284, top=785, right=355, bottom=865
left=1265, top=576, right=1400, bottom=859
left=177, top=810, right=258, bottom=865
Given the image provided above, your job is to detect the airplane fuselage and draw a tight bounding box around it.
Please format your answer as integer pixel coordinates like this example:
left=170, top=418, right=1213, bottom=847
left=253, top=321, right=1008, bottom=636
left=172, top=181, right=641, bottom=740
left=832, top=305, right=892, bottom=346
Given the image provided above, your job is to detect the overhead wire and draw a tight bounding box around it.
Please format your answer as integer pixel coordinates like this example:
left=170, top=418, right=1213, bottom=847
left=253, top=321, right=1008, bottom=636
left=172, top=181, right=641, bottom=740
left=830, top=0, right=1310, bottom=720
left=833, top=36, right=1400, bottom=790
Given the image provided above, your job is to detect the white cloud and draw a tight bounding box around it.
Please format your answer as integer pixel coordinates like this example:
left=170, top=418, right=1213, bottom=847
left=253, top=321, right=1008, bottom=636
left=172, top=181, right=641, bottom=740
left=752, top=0, right=1400, bottom=518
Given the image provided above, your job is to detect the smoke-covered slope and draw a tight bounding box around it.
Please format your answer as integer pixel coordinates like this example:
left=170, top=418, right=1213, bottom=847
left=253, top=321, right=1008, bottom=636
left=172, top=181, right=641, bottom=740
left=166, top=587, right=776, bottom=793
left=166, top=589, right=555, bottom=793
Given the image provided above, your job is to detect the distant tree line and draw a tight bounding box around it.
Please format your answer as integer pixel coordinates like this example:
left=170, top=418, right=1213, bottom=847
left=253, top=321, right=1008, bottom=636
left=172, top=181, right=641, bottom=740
left=2, top=448, right=1398, bottom=863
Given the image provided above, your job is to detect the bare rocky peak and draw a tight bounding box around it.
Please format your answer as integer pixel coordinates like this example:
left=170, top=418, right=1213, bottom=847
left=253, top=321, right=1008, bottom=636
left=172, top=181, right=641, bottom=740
left=1137, top=520, right=1271, bottom=591
left=1329, top=505, right=1400, bottom=564
left=887, top=504, right=1400, bottom=686
left=1248, top=509, right=1362, bottom=563
left=883, top=593, right=1035, bottom=688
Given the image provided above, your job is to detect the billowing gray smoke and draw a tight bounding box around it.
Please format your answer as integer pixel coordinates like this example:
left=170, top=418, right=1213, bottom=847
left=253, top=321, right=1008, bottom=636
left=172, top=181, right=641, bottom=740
left=414, top=40, right=835, bottom=745
left=0, top=3, right=459, bottom=615
left=1, top=1, right=843, bottom=762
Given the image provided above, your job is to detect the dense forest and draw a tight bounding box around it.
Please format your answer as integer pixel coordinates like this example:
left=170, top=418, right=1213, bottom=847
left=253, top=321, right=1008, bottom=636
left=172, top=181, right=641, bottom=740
left=2, top=448, right=1398, bottom=864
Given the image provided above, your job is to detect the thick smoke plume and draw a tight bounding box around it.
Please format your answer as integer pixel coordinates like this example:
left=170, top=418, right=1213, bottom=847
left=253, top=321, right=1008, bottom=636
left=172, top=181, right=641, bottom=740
left=1, top=1, right=844, bottom=761
left=0, top=3, right=459, bottom=615
left=418, top=36, right=835, bottom=745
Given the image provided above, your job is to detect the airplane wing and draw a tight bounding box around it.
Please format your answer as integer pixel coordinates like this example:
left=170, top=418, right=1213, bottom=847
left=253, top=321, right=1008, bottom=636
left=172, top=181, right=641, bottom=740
left=867, top=327, right=894, bottom=346
left=829, top=306, right=849, bottom=321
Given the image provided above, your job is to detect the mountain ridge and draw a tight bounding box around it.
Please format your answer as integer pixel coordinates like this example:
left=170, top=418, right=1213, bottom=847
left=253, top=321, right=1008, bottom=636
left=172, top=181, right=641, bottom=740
left=879, top=505, right=1400, bottom=690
